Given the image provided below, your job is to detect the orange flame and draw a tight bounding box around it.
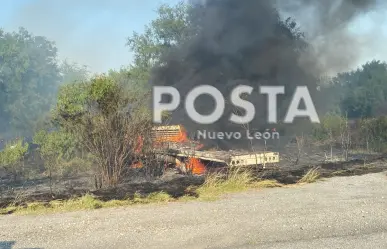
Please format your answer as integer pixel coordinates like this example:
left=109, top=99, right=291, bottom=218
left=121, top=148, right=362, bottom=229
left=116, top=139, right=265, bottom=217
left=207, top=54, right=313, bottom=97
left=154, top=127, right=188, bottom=143
left=132, top=125, right=206, bottom=173
left=135, top=136, right=144, bottom=154
left=173, top=128, right=189, bottom=142
left=131, top=161, right=143, bottom=168
left=187, top=157, right=206, bottom=175
left=149, top=125, right=204, bottom=150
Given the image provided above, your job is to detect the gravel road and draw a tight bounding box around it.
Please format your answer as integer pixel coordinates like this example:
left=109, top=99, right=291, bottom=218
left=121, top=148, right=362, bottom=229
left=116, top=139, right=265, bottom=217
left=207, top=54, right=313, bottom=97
left=1, top=172, right=386, bottom=249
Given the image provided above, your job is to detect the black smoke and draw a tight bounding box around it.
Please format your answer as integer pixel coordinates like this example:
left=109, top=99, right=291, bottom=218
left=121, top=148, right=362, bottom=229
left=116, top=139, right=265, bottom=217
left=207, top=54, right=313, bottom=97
left=151, top=0, right=381, bottom=150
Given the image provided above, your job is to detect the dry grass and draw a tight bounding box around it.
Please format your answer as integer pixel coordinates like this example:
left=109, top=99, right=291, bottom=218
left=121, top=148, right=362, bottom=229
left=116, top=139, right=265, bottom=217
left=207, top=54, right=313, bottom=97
left=1, top=169, right=260, bottom=214
left=324, top=155, right=346, bottom=163
left=195, top=167, right=282, bottom=201
left=0, top=168, right=284, bottom=215
left=358, top=162, right=378, bottom=170
left=331, top=169, right=349, bottom=176
left=297, top=167, right=321, bottom=184
left=195, top=168, right=253, bottom=201
left=251, top=179, right=283, bottom=188
left=349, top=149, right=380, bottom=155
left=0, top=192, right=173, bottom=215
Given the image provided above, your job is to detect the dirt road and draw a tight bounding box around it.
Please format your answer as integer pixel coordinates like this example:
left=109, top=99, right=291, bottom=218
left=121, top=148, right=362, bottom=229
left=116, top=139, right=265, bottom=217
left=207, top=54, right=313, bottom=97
left=1, top=172, right=386, bottom=249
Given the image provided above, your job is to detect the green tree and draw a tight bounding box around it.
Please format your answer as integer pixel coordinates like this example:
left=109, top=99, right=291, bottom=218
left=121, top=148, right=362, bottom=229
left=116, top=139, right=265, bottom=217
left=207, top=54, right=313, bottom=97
left=336, top=60, right=387, bottom=118
left=125, top=1, right=195, bottom=91
left=126, top=2, right=193, bottom=71
left=0, top=28, right=61, bottom=136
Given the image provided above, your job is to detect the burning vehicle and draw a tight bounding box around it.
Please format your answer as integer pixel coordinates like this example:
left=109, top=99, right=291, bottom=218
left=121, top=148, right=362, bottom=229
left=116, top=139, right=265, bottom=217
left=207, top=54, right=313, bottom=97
left=133, top=125, right=280, bottom=175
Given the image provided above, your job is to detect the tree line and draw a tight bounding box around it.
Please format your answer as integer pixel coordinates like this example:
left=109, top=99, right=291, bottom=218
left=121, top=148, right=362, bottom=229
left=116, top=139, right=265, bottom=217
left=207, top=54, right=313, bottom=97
left=1, top=2, right=387, bottom=188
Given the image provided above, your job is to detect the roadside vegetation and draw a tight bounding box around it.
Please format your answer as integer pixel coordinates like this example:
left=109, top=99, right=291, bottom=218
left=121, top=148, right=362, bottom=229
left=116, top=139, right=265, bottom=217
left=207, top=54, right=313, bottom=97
left=2, top=156, right=386, bottom=215
left=0, top=192, right=173, bottom=215
left=0, top=168, right=284, bottom=215
left=1, top=1, right=387, bottom=215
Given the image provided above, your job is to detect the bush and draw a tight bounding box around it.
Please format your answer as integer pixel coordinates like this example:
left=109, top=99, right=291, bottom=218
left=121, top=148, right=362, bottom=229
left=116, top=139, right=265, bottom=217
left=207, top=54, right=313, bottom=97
left=54, top=73, right=154, bottom=187
left=358, top=116, right=387, bottom=152
left=0, top=140, right=29, bottom=181
left=312, top=113, right=344, bottom=141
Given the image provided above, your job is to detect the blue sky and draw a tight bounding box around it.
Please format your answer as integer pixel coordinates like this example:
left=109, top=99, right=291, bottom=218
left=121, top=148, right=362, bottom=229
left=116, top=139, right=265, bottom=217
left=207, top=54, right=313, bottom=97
left=0, top=0, right=182, bottom=73
left=0, top=0, right=386, bottom=73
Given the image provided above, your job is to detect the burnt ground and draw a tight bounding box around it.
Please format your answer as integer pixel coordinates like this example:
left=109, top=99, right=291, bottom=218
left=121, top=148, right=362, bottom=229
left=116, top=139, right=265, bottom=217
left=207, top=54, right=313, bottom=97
left=1, top=142, right=387, bottom=209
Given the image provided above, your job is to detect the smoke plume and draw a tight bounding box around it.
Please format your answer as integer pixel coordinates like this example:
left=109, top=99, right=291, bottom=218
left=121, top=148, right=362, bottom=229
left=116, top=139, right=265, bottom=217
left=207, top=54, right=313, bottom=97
left=151, top=0, right=381, bottom=149
left=277, top=0, right=381, bottom=74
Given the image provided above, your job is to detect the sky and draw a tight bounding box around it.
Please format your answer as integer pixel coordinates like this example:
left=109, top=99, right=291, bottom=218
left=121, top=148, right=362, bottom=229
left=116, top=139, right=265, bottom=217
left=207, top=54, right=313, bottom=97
left=0, top=0, right=386, bottom=73
left=0, top=0, right=182, bottom=73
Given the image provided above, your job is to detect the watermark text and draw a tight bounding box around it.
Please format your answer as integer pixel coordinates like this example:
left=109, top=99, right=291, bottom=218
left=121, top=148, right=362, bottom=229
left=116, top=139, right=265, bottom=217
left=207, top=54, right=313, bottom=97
left=196, top=130, right=280, bottom=140
left=153, top=85, right=320, bottom=125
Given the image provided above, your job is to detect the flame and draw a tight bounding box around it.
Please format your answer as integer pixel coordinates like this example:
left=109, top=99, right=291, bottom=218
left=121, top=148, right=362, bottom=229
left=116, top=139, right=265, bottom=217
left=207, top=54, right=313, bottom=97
left=154, top=127, right=188, bottom=143
left=194, top=143, right=204, bottom=150
left=131, top=161, right=143, bottom=168
left=133, top=125, right=206, bottom=173
left=187, top=157, right=206, bottom=175
left=172, top=128, right=189, bottom=142
left=135, top=136, right=144, bottom=154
